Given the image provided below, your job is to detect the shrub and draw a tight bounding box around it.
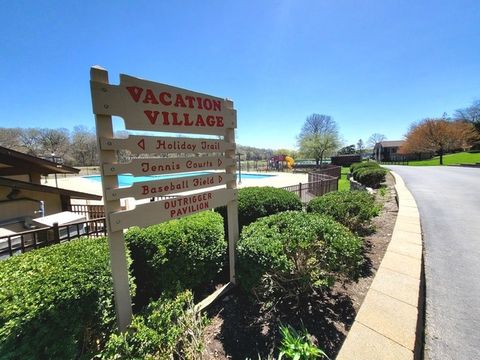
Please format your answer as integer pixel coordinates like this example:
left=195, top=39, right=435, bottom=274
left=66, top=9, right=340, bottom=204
left=126, top=211, right=226, bottom=305
left=0, top=237, right=128, bottom=359
left=96, top=291, right=206, bottom=360
left=350, top=161, right=379, bottom=173
left=356, top=168, right=387, bottom=188
left=216, top=187, right=303, bottom=231
left=237, top=212, right=362, bottom=301
left=307, top=190, right=380, bottom=233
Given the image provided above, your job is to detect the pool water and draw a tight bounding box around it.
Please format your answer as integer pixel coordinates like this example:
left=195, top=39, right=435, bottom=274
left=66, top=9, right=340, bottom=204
left=84, top=172, right=275, bottom=187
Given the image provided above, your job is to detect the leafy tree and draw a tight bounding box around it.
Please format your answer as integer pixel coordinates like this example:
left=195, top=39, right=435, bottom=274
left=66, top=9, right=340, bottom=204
left=401, top=118, right=477, bottom=165
left=367, top=133, right=386, bottom=148
left=454, top=99, right=480, bottom=134
left=337, top=144, right=356, bottom=155
left=297, top=113, right=341, bottom=166
left=357, top=138, right=365, bottom=155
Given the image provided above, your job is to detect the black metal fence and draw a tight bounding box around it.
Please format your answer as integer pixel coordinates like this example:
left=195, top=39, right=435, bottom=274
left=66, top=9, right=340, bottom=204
left=0, top=217, right=106, bottom=259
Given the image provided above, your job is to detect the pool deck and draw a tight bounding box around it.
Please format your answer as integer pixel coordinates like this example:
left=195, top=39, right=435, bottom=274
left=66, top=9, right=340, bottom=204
left=42, top=171, right=309, bottom=206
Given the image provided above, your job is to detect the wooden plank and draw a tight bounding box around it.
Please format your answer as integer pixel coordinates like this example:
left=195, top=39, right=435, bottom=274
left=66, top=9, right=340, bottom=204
left=100, top=135, right=235, bottom=154
left=195, top=282, right=234, bottom=312
left=90, top=74, right=236, bottom=135
left=109, top=188, right=235, bottom=232
left=103, top=156, right=234, bottom=176
left=91, top=66, right=132, bottom=332
left=105, top=173, right=234, bottom=201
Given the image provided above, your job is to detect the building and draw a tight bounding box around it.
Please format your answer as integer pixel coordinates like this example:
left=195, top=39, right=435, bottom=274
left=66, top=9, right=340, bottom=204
left=373, top=140, right=406, bottom=162
left=0, top=146, right=101, bottom=233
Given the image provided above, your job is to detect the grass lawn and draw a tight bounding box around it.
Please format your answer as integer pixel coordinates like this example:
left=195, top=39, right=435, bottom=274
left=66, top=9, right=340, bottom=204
left=407, top=152, right=480, bottom=166
left=338, top=166, right=350, bottom=191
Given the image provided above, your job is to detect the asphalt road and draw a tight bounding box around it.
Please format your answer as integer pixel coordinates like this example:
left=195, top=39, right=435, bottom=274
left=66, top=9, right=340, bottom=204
left=387, top=166, right=480, bottom=360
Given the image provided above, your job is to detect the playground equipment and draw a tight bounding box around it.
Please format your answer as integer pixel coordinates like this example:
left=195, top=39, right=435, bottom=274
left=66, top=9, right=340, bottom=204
left=268, top=155, right=295, bottom=171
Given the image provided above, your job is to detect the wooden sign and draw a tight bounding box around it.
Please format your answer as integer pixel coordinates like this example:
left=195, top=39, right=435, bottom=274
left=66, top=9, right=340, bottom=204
left=100, top=135, right=235, bottom=154
left=109, top=189, right=235, bottom=232
left=105, top=173, right=234, bottom=201
left=103, top=156, right=234, bottom=176
left=91, top=66, right=238, bottom=332
left=91, top=74, right=236, bottom=135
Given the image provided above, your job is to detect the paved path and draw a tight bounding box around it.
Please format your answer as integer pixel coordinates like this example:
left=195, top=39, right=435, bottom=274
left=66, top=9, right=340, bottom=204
left=387, top=166, right=480, bottom=360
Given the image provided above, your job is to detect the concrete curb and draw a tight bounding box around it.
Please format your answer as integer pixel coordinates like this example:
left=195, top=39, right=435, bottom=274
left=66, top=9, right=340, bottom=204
left=336, top=171, right=424, bottom=360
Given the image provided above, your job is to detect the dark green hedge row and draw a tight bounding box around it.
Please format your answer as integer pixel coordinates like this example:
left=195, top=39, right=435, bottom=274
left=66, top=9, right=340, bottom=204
left=237, top=211, right=362, bottom=300
left=350, top=162, right=387, bottom=188
left=125, top=211, right=226, bottom=306
left=307, top=190, right=380, bottom=233
left=0, top=238, right=127, bottom=360
left=216, top=187, right=303, bottom=231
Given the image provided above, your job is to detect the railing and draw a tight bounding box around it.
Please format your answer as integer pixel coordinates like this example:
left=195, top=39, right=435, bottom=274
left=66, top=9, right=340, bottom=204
left=282, top=177, right=338, bottom=203
left=68, top=204, right=105, bottom=219
left=308, top=165, right=342, bottom=180
left=0, top=217, right=106, bottom=259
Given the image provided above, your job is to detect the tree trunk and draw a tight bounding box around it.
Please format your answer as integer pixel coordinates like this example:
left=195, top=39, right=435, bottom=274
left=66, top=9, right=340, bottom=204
left=439, top=147, right=444, bottom=165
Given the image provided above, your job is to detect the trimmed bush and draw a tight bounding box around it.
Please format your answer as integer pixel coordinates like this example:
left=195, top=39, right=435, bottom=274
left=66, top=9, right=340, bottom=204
left=350, top=161, right=379, bottom=173
left=237, top=212, right=362, bottom=300
left=97, top=290, right=206, bottom=359
left=217, top=187, right=303, bottom=230
left=357, top=168, right=387, bottom=188
left=307, top=190, right=380, bottom=233
left=0, top=238, right=126, bottom=359
left=126, top=211, right=226, bottom=305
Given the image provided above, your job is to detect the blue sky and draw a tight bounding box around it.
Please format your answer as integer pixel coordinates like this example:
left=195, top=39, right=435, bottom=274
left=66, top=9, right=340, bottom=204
left=1, top=0, right=479, bottom=149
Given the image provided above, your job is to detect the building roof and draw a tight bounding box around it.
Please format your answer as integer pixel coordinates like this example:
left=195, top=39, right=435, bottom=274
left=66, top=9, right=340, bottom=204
left=0, top=177, right=101, bottom=200
left=378, top=140, right=405, bottom=148
left=0, top=146, right=79, bottom=176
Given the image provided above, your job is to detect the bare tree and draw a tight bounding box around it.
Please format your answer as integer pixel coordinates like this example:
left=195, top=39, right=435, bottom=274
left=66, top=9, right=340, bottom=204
left=38, top=128, right=70, bottom=157
left=0, top=128, right=22, bottom=150
left=18, top=128, right=42, bottom=155
left=454, top=99, right=480, bottom=134
left=367, top=133, right=387, bottom=148
left=71, top=126, right=98, bottom=166
left=297, top=114, right=341, bottom=166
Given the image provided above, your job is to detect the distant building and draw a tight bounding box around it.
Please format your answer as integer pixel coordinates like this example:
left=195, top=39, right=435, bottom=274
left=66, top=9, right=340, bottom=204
left=0, top=146, right=101, bottom=234
left=373, top=140, right=405, bottom=162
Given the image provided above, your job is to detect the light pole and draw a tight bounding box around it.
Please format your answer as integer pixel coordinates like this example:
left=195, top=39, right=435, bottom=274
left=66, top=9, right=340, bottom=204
left=236, top=153, right=242, bottom=184
left=51, top=153, right=58, bottom=188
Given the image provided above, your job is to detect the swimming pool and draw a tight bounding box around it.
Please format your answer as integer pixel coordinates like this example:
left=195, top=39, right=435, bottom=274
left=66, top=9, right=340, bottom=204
left=84, top=172, right=275, bottom=187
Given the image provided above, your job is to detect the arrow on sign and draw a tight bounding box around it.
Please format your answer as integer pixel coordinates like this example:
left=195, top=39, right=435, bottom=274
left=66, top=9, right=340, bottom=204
left=218, top=175, right=222, bottom=183
left=137, top=139, right=145, bottom=150
left=218, top=158, right=222, bottom=167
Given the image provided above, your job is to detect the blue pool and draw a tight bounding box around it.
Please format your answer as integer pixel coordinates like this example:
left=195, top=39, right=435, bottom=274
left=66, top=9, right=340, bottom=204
left=84, top=172, right=275, bottom=187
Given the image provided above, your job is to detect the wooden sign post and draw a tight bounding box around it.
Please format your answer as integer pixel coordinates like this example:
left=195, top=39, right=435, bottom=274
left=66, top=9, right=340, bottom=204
left=90, top=66, right=238, bottom=332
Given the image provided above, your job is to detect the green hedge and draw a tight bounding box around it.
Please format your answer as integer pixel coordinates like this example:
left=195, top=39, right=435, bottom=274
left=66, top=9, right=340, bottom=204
left=237, top=211, right=362, bottom=300
left=126, top=211, right=226, bottom=305
left=350, top=161, right=379, bottom=173
left=216, top=187, right=303, bottom=231
left=0, top=238, right=127, bottom=360
left=356, top=168, right=387, bottom=188
left=97, top=291, right=206, bottom=359
left=307, top=190, right=380, bottom=233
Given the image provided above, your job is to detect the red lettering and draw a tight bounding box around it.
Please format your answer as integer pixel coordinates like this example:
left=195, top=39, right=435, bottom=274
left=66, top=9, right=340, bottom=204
left=161, top=112, right=170, bottom=125
left=184, top=95, right=195, bottom=108
left=142, top=186, right=149, bottom=195
left=142, top=89, right=159, bottom=104
left=172, top=112, right=182, bottom=125
left=183, top=113, right=193, bottom=126
left=195, top=115, right=206, bottom=126
left=212, top=99, right=221, bottom=111
left=170, top=209, right=175, bottom=217
left=159, top=92, right=172, bottom=106
left=216, top=116, right=224, bottom=127
left=204, top=98, right=213, bottom=110
left=126, top=86, right=143, bottom=102
left=144, top=110, right=160, bottom=125
left=196, top=96, right=203, bottom=109
left=174, top=94, right=187, bottom=108
left=206, top=115, right=215, bottom=126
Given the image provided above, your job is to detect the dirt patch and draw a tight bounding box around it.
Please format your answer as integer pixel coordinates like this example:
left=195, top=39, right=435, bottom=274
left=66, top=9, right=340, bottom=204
left=202, top=174, right=398, bottom=359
